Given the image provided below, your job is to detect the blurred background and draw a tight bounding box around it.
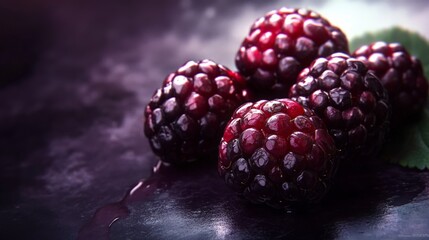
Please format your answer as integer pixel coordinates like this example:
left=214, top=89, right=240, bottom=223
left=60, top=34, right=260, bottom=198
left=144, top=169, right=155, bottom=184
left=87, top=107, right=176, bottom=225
left=1, top=0, right=428, bottom=239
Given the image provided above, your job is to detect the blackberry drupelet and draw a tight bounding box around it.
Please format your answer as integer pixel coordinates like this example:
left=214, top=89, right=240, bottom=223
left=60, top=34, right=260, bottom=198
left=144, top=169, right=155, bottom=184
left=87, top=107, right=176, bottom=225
left=235, top=7, right=349, bottom=99
left=218, top=99, right=338, bottom=208
left=353, top=41, right=428, bottom=124
left=144, top=60, right=252, bottom=164
left=289, top=53, right=390, bottom=158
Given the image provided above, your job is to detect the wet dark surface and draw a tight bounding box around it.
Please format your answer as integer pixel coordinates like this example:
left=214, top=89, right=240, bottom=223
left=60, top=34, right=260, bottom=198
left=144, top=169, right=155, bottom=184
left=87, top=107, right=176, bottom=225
left=1, top=0, right=429, bottom=239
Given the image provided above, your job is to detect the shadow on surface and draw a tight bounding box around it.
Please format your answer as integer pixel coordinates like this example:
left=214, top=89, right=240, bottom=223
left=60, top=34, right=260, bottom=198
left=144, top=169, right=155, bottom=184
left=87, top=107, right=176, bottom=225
left=89, top=160, right=426, bottom=239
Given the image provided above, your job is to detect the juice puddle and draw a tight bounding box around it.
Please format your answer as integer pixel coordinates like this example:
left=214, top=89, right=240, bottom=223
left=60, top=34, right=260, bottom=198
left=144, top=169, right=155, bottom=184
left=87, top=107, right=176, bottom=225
left=78, top=161, right=215, bottom=239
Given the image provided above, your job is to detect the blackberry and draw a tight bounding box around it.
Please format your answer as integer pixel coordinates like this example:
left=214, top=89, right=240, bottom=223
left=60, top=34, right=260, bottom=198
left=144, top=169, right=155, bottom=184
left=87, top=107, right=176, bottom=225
left=235, top=7, right=349, bottom=99
left=353, top=41, right=428, bottom=124
left=218, top=99, right=338, bottom=208
left=144, top=60, right=252, bottom=164
left=289, top=53, right=390, bottom=158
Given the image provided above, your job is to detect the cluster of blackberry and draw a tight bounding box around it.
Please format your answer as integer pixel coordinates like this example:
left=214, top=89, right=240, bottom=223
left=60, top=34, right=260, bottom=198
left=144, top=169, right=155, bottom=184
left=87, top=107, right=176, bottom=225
left=144, top=7, right=428, bottom=208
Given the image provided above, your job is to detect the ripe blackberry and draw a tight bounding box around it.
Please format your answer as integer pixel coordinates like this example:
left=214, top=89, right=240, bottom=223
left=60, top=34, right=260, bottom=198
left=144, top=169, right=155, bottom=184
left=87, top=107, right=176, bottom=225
left=144, top=60, right=252, bottom=164
left=218, top=99, right=338, bottom=208
left=289, top=53, right=390, bottom=158
left=235, top=7, right=349, bottom=99
left=353, top=41, right=428, bottom=124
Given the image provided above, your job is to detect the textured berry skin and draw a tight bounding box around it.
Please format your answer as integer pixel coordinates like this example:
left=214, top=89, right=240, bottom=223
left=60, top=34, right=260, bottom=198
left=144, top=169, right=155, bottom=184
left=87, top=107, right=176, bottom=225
left=144, top=60, right=252, bottom=164
left=353, top=41, right=428, bottom=124
left=235, top=7, right=349, bottom=99
left=218, top=99, right=338, bottom=208
left=289, top=53, right=390, bottom=158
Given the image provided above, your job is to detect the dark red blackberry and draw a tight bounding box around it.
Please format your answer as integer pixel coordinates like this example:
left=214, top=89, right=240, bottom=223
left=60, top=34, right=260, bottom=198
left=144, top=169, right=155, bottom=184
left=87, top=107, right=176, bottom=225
left=218, top=99, right=338, bottom=208
left=289, top=53, right=390, bottom=158
left=353, top=41, right=428, bottom=124
left=144, top=60, right=252, bottom=164
left=235, top=7, right=349, bottom=99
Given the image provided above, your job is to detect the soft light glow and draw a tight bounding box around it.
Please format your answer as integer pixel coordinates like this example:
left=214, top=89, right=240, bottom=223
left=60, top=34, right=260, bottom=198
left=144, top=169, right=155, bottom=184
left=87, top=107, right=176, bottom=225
left=213, top=219, right=231, bottom=239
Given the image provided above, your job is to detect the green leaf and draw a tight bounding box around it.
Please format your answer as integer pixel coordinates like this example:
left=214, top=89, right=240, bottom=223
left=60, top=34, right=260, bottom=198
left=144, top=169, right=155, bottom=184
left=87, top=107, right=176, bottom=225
left=351, top=27, right=429, bottom=170
left=350, top=26, right=429, bottom=78
left=382, top=108, right=429, bottom=170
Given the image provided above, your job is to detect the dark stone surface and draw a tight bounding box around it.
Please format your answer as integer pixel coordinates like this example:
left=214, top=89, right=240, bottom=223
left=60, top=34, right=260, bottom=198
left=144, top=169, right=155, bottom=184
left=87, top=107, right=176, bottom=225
left=0, top=0, right=429, bottom=239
